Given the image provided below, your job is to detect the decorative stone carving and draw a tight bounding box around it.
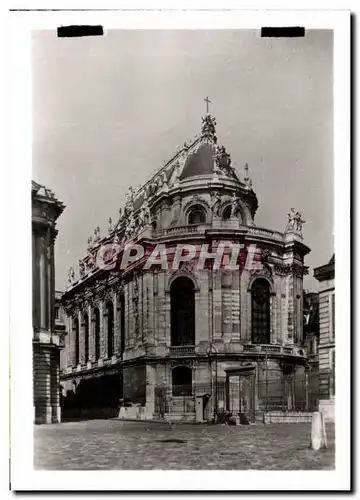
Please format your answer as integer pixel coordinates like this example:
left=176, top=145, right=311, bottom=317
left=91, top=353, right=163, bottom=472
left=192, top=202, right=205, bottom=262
left=201, top=114, right=217, bottom=143
left=274, top=263, right=308, bottom=277
left=94, top=226, right=101, bottom=242
left=68, top=267, right=76, bottom=284
left=285, top=208, right=296, bottom=232
left=86, top=251, right=96, bottom=272
left=210, top=191, right=222, bottom=218
left=161, top=171, right=169, bottom=191
left=173, top=162, right=181, bottom=185
left=285, top=209, right=305, bottom=236
left=295, top=212, right=305, bottom=234
left=249, top=265, right=272, bottom=280
left=243, top=162, right=253, bottom=189
left=124, top=186, right=135, bottom=219
left=108, top=217, right=113, bottom=234
left=87, top=235, right=93, bottom=251
left=230, top=192, right=241, bottom=218
left=124, top=213, right=137, bottom=242
left=261, top=248, right=271, bottom=264
left=170, top=359, right=194, bottom=369
left=78, top=259, right=86, bottom=279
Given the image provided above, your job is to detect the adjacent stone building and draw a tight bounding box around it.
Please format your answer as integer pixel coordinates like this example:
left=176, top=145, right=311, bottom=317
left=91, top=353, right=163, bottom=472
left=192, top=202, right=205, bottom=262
left=314, top=254, right=335, bottom=421
left=32, top=181, right=65, bottom=424
left=61, top=113, right=311, bottom=422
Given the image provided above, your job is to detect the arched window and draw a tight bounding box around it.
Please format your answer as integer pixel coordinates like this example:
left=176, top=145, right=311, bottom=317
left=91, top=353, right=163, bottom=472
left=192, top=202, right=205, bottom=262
left=94, top=308, right=100, bottom=360
left=170, top=277, right=195, bottom=346
left=172, top=366, right=192, bottom=396
left=83, top=313, right=89, bottom=363
left=251, top=279, right=271, bottom=344
left=106, top=301, right=114, bottom=358
left=74, top=317, right=79, bottom=366
left=222, top=205, right=232, bottom=220
left=188, top=206, right=206, bottom=225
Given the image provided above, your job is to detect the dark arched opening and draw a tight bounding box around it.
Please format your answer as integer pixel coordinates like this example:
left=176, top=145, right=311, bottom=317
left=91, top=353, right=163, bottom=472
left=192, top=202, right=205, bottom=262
left=106, top=301, right=114, bottom=358
left=222, top=205, right=232, bottom=220
left=188, top=206, right=206, bottom=225
left=251, top=278, right=271, bottom=344
left=83, top=313, right=89, bottom=363
left=172, top=366, right=193, bottom=396
left=170, top=277, right=195, bottom=346
left=94, top=308, right=100, bottom=360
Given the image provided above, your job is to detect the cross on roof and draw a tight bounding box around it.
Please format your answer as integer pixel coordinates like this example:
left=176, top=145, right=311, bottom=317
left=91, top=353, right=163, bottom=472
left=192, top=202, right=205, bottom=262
left=204, top=96, right=211, bottom=114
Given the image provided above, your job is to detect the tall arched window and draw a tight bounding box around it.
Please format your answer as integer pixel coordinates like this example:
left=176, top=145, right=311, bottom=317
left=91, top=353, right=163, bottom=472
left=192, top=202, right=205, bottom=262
left=172, top=365, right=192, bottom=396
left=94, top=308, right=100, bottom=360
left=251, top=279, right=271, bottom=344
left=106, top=301, right=114, bottom=358
left=188, top=206, right=206, bottom=225
left=170, top=277, right=195, bottom=346
left=83, top=313, right=89, bottom=363
left=74, top=317, right=79, bottom=366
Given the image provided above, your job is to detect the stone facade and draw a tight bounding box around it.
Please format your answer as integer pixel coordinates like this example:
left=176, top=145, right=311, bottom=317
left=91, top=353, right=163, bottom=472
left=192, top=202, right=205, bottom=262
left=32, top=181, right=65, bottom=424
left=314, top=255, right=335, bottom=421
left=60, top=114, right=311, bottom=422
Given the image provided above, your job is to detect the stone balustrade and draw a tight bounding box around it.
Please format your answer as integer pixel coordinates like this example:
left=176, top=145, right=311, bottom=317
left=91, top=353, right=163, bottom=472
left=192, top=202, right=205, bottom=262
left=169, top=345, right=196, bottom=356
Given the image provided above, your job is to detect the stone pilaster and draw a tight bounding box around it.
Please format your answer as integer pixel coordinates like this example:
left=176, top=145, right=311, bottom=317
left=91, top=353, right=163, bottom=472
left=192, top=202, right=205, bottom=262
left=213, top=270, right=222, bottom=339
left=156, top=272, right=166, bottom=344
left=89, top=306, right=96, bottom=362
left=124, top=284, right=130, bottom=348
left=146, top=364, right=156, bottom=416
left=39, top=235, right=48, bottom=331
left=113, top=291, right=120, bottom=355
left=70, top=314, right=77, bottom=366
left=195, top=270, right=208, bottom=344
left=100, top=300, right=107, bottom=359
left=221, top=271, right=232, bottom=343
left=231, top=271, right=240, bottom=341
left=79, top=310, right=85, bottom=365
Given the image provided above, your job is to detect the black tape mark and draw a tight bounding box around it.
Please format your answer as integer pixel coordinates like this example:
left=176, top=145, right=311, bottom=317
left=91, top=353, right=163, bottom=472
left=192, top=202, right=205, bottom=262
left=261, top=27, right=305, bottom=38
left=57, top=25, right=104, bottom=38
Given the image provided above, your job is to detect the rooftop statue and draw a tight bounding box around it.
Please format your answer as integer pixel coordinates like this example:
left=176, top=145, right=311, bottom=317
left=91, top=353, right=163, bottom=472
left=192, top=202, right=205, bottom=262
left=201, top=114, right=217, bottom=143
left=285, top=208, right=305, bottom=236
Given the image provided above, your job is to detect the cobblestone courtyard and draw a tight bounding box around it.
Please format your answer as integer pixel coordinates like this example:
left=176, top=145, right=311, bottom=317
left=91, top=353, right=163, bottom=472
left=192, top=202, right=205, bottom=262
left=34, top=419, right=335, bottom=470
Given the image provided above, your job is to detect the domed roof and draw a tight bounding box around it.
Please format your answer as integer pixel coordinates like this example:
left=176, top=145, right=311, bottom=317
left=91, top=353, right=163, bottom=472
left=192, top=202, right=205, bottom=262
left=180, top=143, right=214, bottom=179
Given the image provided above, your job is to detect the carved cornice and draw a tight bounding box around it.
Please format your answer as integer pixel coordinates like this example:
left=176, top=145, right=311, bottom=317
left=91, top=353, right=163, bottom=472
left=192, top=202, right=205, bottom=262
left=274, top=263, right=308, bottom=277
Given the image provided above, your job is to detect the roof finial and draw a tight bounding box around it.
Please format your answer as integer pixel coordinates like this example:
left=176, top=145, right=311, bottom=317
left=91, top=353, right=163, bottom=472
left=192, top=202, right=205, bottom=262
left=204, top=96, right=211, bottom=114
left=244, top=162, right=252, bottom=189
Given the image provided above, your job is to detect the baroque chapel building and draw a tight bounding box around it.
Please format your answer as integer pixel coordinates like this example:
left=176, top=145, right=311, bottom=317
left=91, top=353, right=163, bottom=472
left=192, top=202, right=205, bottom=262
left=61, top=113, right=311, bottom=423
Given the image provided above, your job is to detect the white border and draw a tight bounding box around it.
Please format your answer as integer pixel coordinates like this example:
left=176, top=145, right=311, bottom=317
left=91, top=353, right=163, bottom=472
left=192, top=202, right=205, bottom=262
left=7, top=6, right=350, bottom=493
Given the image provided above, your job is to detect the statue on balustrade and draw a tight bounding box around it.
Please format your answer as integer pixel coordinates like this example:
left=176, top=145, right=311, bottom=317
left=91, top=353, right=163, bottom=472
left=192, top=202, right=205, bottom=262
left=210, top=191, right=222, bottom=218
left=230, top=192, right=241, bottom=218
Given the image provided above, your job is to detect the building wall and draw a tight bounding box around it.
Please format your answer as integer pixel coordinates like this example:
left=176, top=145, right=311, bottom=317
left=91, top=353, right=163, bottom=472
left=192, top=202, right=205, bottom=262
left=318, top=282, right=335, bottom=399
left=32, top=182, right=64, bottom=424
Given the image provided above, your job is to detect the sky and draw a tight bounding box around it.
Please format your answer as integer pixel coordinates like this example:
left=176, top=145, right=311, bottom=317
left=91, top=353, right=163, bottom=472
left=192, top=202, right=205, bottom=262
left=32, top=29, right=333, bottom=292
